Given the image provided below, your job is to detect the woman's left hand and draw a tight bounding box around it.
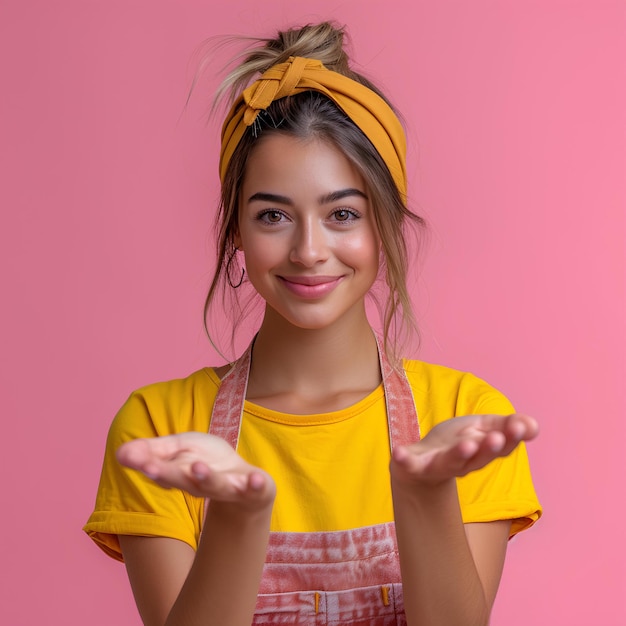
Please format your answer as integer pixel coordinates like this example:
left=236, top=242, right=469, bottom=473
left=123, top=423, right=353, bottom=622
left=390, top=413, right=538, bottom=487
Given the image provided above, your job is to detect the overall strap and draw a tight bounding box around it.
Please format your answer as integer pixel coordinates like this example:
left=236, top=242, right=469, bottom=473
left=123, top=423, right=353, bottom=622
left=208, top=341, right=253, bottom=450
left=374, top=334, right=421, bottom=448
left=208, top=333, right=420, bottom=449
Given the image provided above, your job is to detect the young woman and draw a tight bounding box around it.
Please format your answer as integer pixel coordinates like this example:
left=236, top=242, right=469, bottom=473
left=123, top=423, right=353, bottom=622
left=85, top=22, right=541, bottom=626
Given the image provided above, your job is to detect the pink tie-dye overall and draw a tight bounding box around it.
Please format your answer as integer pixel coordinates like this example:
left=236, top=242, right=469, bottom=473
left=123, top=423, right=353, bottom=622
left=207, top=337, right=419, bottom=625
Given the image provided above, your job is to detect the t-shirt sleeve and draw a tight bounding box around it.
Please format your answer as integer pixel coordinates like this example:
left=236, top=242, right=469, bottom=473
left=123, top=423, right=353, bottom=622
left=453, top=373, right=542, bottom=537
left=83, top=388, right=203, bottom=562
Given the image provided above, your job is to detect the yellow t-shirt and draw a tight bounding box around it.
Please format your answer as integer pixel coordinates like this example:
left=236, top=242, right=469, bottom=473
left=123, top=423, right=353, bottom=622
left=84, top=360, right=542, bottom=562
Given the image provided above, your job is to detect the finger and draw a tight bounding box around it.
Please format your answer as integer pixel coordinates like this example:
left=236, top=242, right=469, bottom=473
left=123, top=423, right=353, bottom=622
left=247, top=471, right=268, bottom=492
left=117, top=436, right=180, bottom=467
left=473, top=413, right=539, bottom=441
left=455, top=420, right=537, bottom=476
left=189, top=465, right=272, bottom=503
left=137, top=460, right=231, bottom=497
left=117, top=444, right=207, bottom=490
left=436, top=438, right=483, bottom=471
left=394, top=440, right=481, bottom=478
left=392, top=444, right=433, bottom=475
left=117, top=434, right=213, bottom=476
left=191, top=460, right=210, bottom=481
left=486, top=414, right=538, bottom=457
left=505, top=413, right=539, bottom=441
left=454, top=432, right=508, bottom=475
left=417, top=432, right=504, bottom=479
left=116, top=439, right=155, bottom=469
left=455, top=437, right=486, bottom=460
left=190, top=461, right=259, bottom=497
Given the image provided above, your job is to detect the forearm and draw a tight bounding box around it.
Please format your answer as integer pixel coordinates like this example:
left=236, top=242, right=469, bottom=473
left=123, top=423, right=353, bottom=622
left=165, top=500, right=273, bottom=626
left=392, top=478, right=490, bottom=626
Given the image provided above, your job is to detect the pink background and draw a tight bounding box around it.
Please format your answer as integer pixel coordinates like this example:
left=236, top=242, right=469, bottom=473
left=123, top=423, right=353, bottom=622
left=2, top=1, right=624, bottom=624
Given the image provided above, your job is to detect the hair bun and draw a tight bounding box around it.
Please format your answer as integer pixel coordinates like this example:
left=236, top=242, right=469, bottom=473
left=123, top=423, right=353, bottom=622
left=215, top=22, right=383, bottom=109
left=268, top=22, right=350, bottom=73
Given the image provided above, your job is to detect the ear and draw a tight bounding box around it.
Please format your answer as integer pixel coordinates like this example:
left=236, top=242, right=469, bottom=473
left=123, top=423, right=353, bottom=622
left=233, top=231, right=242, bottom=250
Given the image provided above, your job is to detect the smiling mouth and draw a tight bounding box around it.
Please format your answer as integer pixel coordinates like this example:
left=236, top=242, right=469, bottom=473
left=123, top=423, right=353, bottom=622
left=280, top=275, right=340, bottom=286
left=278, top=275, right=343, bottom=298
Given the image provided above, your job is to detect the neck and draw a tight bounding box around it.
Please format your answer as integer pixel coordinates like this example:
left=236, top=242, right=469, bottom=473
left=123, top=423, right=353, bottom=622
left=246, top=305, right=381, bottom=402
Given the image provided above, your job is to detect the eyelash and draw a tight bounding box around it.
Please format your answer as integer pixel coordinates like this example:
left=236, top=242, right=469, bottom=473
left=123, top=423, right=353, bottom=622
left=331, top=208, right=361, bottom=222
left=254, top=208, right=361, bottom=224
left=255, top=209, right=286, bottom=224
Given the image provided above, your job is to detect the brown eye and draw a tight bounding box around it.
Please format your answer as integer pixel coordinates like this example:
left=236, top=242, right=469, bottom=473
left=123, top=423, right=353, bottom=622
left=260, top=210, right=283, bottom=223
left=334, top=209, right=350, bottom=221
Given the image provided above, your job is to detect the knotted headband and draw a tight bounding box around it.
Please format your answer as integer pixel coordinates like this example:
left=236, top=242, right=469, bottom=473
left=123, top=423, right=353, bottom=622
left=219, top=56, right=407, bottom=200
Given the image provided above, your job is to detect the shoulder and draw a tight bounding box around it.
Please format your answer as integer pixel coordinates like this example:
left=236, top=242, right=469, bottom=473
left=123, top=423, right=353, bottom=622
left=109, top=368, right=222, bottom=443
left=401, top=359, right=515, bottom=433
left=401, top=358, right=509, bottom=400
left=402, top=359, right=470, bottom=389
left=401, top=360, right=541, bottom=533
left=85, top=367, right=220, bottom=560
left=129, top=367, right=221, bottom=404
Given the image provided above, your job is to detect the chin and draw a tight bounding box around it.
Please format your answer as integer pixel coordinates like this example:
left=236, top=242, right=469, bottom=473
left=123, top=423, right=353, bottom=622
left=270, top=302, right=369, bottom=333
left=281, top=315, right=341, bottom=331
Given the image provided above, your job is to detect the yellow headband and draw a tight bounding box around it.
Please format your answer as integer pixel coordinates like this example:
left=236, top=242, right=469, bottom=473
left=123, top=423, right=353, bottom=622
left=219, top=56, right=407, bottom=199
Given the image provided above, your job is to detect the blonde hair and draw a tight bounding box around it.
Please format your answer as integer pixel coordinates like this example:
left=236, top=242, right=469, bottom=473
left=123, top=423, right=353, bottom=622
left=204, top=22, right=425, bottom=364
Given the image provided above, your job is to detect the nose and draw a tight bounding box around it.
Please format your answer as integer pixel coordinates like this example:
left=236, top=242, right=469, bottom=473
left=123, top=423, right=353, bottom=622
left=289, top=217, right=329, bottom=267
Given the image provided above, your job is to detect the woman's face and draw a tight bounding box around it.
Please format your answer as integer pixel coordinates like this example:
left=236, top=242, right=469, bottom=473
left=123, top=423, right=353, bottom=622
left=236, top=134, right=380, bottom=331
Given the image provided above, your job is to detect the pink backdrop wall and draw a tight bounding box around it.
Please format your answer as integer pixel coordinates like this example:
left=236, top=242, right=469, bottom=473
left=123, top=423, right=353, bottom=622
left=2, top=1, right=624, bottom=624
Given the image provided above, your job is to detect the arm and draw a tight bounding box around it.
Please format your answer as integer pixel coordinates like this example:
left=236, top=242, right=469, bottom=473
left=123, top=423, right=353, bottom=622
left=390, top=413, right=538, bottom=626
left=116, top=433, right=276, bottom=626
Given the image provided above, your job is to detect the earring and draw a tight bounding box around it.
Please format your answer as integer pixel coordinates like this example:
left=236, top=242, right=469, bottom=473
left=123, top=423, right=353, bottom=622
left=228, top=267, right=245, bottom=289
left=226, top=248, right=245, bottom=288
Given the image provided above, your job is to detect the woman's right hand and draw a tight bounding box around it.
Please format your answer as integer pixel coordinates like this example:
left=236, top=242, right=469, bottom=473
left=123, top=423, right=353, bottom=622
left=117, top=432, right=276, bottom=510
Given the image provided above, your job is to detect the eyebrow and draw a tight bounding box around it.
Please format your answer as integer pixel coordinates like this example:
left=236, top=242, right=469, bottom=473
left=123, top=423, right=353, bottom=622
left=319, top=188, right=368, bottom=204
left=247, top=188, right=368, bottom=205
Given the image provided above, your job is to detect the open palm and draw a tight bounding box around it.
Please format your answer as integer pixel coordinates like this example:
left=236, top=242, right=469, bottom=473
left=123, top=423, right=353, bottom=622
left=391, top=413, right=539, bottom=486
left=117, top=432, right=276, bottom=509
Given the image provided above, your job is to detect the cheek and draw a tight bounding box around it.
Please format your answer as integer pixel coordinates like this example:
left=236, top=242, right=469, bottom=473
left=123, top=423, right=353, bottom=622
left=335, top=231, right=381, bottom=268
left=241, top=239, right=278, bottom=274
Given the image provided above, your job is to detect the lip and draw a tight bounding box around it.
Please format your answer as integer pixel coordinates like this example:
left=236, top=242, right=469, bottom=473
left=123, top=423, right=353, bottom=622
left=278, top=275, right=343, bottom=298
